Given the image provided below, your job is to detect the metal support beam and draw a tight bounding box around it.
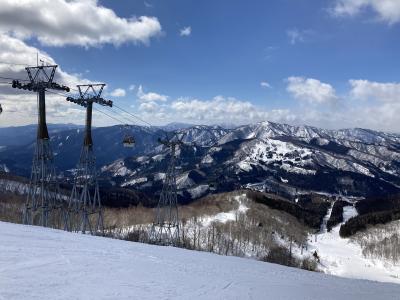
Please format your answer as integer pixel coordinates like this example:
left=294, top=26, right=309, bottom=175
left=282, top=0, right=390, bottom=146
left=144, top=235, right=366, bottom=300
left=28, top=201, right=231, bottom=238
left=151, top=135, right=183, bottom=246
left=64, top=84, right=112, bottom=235
left=84, top=102, right=93, bottom=146
left=12, top=65, right=70, bottom=228
left=38, top=87, right=49, bottom=139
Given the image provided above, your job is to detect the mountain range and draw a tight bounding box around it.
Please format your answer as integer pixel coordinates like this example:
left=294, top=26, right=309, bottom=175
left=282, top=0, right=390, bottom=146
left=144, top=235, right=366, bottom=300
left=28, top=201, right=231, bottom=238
left=1, top=121, right=400, bottom=203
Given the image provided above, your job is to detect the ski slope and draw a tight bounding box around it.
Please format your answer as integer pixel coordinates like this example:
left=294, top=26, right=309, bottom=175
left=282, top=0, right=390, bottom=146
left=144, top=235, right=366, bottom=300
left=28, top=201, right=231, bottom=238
left=309, top=206, right=400, bottom=284
left=1, top=221, right=400, bottom=300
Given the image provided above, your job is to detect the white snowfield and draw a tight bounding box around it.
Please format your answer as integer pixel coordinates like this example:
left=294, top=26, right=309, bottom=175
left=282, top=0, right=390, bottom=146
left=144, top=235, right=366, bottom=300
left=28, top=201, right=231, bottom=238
left=310, top=206, right=400, bottom=284
left=1, top=221, right=400, bottom=300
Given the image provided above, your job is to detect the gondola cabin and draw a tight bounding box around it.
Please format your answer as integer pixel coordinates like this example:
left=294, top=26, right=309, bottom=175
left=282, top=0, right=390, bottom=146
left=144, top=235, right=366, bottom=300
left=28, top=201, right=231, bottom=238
left=123, top=135, right=135, bottom=148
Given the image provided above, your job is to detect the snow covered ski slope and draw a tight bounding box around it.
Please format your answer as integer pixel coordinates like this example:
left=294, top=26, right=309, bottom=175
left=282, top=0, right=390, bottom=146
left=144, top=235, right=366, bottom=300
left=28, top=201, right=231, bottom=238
left=310, top=206, right=400, bottom=284
left=1, top=221, right=400, bottom=300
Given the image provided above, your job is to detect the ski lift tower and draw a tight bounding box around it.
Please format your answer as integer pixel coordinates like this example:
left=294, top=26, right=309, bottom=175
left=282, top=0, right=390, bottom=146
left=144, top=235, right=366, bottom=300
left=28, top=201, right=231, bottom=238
left=151, top=134, right=184, bottom=245
left=65, top=84, right=112, bottom=234
left=12, top=65, right=70, bottom=227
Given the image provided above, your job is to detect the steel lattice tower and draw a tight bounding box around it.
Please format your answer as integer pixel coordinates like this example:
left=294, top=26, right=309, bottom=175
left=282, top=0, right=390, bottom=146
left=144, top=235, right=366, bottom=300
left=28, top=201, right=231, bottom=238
left=12, top=65, right=70, bottom=227
left=64, top=84, right=112, bottom=234
left=151, top=135, right=183, bottom=245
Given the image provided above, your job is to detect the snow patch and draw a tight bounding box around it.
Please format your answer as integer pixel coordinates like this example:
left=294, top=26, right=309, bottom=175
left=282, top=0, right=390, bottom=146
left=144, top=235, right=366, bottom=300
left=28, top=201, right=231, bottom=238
left=200, top=194, right=249, bottom=227
left=177, top=173, right=195, bottom=189
left=121, top=177, right=147, bottom=187
left=154, top=172, right=166, bottom=181
left=201, top=154, right=214, bottom=164
left=152, top=154, right=165, bottom=162
left=309, top=205, right=400, bottom=284
left=188, top=184, right=209, bottom=199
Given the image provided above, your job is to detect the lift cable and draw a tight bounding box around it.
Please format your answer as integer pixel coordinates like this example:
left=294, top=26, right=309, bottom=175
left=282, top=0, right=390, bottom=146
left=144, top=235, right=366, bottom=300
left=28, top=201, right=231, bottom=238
left=0, top=72, right=174, bottom=138
left=45, top=89, right=75, bottom=98
left=45, top=89, right=131, bottom=127
left=0, top=61, right=34, bottom=67
left=111, top=106, right=168, bottom=136
left=0, top=75, right=30, bottom=82
left=113, top=104, right=155, bottom=129
left=93, top=106, right=127, bottom=125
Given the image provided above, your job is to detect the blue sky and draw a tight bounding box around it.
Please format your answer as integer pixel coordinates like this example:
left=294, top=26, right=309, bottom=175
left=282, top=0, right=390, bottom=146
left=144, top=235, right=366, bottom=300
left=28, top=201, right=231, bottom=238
left=0, top=0, right=400, bottom=131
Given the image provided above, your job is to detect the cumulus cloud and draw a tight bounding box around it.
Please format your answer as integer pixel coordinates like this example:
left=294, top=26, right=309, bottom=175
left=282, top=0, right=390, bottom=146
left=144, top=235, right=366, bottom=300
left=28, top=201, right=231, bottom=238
left=287, top=78, right=400, bottom=132
left=260, top=81, right=271, bottom=88
left=170, top=96, right=296, bottom=124
left=0, top=0, right=162, bottom=47
left=332, top=0, right=400, bottom=24
left=137, top=85, right=168, bottom=102
left=179, top=26, right=192, bottom=37
left=110, top=88, right=126, bottom=97
left=166, top=94, right=400, bottom=132
left=349, top=79, right=400, bottom=102
left=0, top=89, right=87, bottom=127
left=0, top=34, right=85, bottom=90
left=0, top=33, right=96, bottom=126
left=286, top=76, right=338, bottom=104
left=139, top=101, right=158, bottom=112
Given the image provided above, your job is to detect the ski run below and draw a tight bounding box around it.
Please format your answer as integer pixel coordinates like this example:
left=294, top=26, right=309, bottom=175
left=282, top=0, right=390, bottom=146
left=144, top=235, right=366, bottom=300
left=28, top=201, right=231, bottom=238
left=200, top=194, right=249, bottom=227
left=308, top=205, right=400, bottom=284
left=1, top=221, right=400, bottom=300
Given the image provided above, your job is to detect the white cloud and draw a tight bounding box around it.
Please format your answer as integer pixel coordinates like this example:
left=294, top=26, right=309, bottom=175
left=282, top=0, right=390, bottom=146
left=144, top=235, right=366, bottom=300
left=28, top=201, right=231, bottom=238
left=0, top=33, right=104, bottom=126
left=332, top=0, right=400, bottom=24
left=170, top=96, right=296, bottom=124
left=0, top=0, right=162, bottom=47
left=137, top=85, right=168, bottom=102
left=286, top=76, right=338, bottom=104
left=139, top=101, right=158, bottom=112
left=349, top=79, right=400, bottom=102
left=110, top=88, right=126, bottom=97
left=286, top=28, right=313, bottom=45
left=0, top=34, right=86, bottom=90
left=144, top=1, right=153, bottom=8
left=180, top=26, right=192, bottom=37
left=0, top=90, right=87, bottom=127
left=260, top=81, right=271, bottom=88
left=129, top=84, right=136, bottom=91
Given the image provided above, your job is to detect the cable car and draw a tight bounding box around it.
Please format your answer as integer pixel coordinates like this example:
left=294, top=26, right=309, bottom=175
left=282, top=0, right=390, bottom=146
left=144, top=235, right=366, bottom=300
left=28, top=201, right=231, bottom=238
left=123, top=135, right=135, bottom=148
left=122, top=124, right=135, bottom=148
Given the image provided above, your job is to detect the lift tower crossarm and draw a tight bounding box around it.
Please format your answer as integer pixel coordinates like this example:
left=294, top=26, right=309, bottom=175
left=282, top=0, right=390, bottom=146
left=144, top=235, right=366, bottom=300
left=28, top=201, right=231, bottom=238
left=66, top=84, right=112, bottom=146
left=12, top=65, right=70, bottom=139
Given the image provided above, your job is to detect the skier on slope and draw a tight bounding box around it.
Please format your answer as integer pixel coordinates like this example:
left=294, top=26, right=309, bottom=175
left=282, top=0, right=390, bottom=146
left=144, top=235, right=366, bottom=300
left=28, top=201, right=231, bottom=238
left=313, top=250, right=320, bottom=263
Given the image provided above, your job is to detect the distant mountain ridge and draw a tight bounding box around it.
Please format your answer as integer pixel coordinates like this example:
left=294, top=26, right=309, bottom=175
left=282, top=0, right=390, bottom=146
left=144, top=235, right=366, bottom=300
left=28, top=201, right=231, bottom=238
left=0, top=123, right=84, bottom=146
left=1, top=121, right=400, bottom=200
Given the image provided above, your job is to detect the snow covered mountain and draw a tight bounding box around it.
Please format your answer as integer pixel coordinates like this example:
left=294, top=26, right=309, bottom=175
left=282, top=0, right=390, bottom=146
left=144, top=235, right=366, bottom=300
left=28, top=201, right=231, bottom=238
left=1, top=221, right=399, bottom=300
left=102, top=121, right=400, bottom=200
left=2, top=121, right=400, bottom=201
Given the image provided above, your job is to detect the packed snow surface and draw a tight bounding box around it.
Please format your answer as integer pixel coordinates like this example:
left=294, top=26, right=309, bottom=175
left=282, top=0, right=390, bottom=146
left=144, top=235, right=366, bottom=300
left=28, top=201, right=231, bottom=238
left=310, top=206, right=400, bottom=284
left=200, top=194, right=249, bottom=227
left=1, top=222, right=400, bottom=300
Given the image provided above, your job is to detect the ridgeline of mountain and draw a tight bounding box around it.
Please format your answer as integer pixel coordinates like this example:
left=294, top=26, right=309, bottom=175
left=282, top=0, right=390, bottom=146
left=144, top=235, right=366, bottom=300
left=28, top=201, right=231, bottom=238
left=2, top=121, right=400, bottom=201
